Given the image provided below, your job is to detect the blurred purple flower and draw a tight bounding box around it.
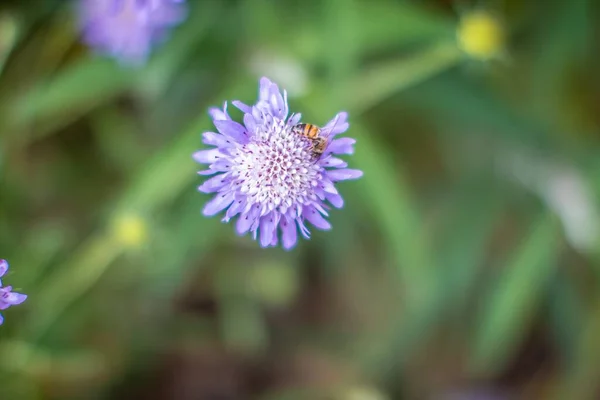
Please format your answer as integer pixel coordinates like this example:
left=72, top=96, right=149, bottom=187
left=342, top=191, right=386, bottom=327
left=194, top=77, right=363, bottom=250
left=78, top=0, right=187, bottom=65
left=0, top=260, right=27, bottom=325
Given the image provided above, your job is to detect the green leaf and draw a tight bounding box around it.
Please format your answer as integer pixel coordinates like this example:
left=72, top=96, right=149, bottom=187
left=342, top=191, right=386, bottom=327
left=10, top=57, right=135, bottom=140
left=469, top=213, right=561, bottom=375
left=336, top=41, right=461, bottom=113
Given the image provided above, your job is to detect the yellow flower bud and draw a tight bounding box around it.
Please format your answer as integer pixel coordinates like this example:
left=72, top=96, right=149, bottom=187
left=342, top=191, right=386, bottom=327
left=457, top=11, right=505, bottom=61
left=110, top=213, right=148, bottom=248
left=342, top=386, right=389, bottom=400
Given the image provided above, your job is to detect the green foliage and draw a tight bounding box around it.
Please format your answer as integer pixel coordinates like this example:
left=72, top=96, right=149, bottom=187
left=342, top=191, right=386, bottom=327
left=1, top=0, right=599, bottom=398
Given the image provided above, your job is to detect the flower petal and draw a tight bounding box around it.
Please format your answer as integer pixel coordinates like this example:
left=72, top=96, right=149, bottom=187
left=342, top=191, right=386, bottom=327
left=323, top=112, right=349, bottom=136
left=243, top=113, right=258, bottom=135
left=280, top=217, right=298, bottom=250
left=236, top=206, right=259, bottom=235
left=326, top=192, right=344, bottom=208
left=259, top=77, right=275, bottom=101
left=0, top=260, right=8, bottom=278
left=288, top=113, right=302, bottom=126
left=198, top=174, right=229, bottom=193
left=232, top=100, right=252, bottom=114
left=321, top=179, right=339, bottom=194
left=3, top=292, right=26, bottom=306
left=327, top=169, right=363, bottom=181
left=0, top=288, right=22, bottom=310
left=328, top=138, right=356, bottom=155
left=270, top=91, right=285, bottom=119
left=0, top=313, right=4, bottom=325
left=214, top=120, right=248, bottom=143
left=224, top=197, right=245, bottom=222
left=202, top=131, right=231, bottom=147
left=281, top=89, right=289, bottom=119
left=303, top=206, right=331, bottom=230
left=193, top=149, right=222, bottom=164
left=320, top=156, right=347, bottom=168
left=209, top=102, right=230, bottom=121
left=198, top=169, right=219, bottom=176
left=202, top=192, right=234, bottom=216
left=259, top=213, right=278, bottom=247
left=297, top=219, right=311, bottom=238
left=210, top=158, right=235, bottom=172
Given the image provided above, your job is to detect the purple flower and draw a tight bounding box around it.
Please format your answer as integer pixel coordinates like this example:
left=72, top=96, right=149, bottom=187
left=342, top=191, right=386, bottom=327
left=77, top=0, right=187, bottom=65
left=193, top=77, right=363, bottom=250
left=0, top=260, right=27, bottom=325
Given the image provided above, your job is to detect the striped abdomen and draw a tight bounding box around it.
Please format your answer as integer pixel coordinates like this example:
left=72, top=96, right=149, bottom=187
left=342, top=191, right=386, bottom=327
left=293, top=123, right=321, bottom=139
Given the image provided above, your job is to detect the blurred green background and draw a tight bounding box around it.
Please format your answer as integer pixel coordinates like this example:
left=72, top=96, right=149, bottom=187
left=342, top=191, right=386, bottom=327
left=1, top=0, right=600, bottom=398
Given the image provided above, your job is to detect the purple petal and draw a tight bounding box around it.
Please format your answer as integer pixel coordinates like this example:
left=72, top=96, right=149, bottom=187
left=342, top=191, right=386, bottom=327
left=259, top=213, right=278, bottom=247
left=288, top=113, right=302, bottom=126
left=236, top=207, right=259, bottom=235
left=202, top=132, right=231, bottom=147
left=214, top=120, right=248, bottom=143
left=208, top=158, right=235, bottom=172
left=281, top=217, right=298, bottom=250
left=313, top=203, right=329, bottom=217
left=198, top=174, right=228, bottom=193
left=270, top=91, right=285, bottom=119
left=0, top=314, right=4, bottom=325
left=224, top=198, right=245, bottom=221
left=327, top=169, right=363, bottom=181
left=328, top=138, right=356, bottom=155
left=193, top=149, right=222, bottom=164
left=232, top=100, right=252, bottom=114
left=202, top=192, right=234, bottom=216
left=282, top=90, right=289, bottom=118
left=326, top=193, right=344, bottom=208
left=321, top=179, right=338, bottom=194
left=320, top=156, right=347, bottom=168
left=3, top=292, right=26, bottom=306
left=0, top=288, right=23, bottom=309
left=303, top=206, right=331, bottom=230
left=259, top=77, right=275, bottom=102
left=0, top=260, right=7, bottom=278
left=297, top=219, right=311, bottom=238
left=323, top=112, right=349, bottom=137
left=209, top=102, right=230, bottom=121
left=198, top=169, right=219, bottom=176
left=243, top=114, right=258, bottom=135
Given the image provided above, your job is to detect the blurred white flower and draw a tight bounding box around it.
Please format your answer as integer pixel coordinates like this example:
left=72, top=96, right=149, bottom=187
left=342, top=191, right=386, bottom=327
left=248, top=51, right=308, bottom=97
left=497, top=149, right=599, bottom=252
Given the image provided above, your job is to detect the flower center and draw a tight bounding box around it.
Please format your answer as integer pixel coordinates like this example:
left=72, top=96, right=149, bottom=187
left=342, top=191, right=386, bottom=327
left=232, top=120, right=321, bottom=212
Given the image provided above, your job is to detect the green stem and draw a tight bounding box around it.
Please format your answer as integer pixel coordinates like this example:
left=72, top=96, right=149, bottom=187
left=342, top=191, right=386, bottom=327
left=343, top=40, right=462, bottom=114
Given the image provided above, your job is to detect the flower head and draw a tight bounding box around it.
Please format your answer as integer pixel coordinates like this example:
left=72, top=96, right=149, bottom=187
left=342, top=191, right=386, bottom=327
left=0, top=260, right=27, bottom=325
left=194, top=77, right=363, bottom=250
left=457, top=10, right=505, bottom=61
left=77, top=0, right=187, bottom=65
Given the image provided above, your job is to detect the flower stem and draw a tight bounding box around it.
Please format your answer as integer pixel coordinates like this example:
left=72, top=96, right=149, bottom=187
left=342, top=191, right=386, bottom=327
left=343, top=40, right=462, bottom=114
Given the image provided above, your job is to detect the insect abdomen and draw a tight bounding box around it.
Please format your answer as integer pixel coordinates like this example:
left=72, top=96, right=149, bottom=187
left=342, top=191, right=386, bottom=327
left=293, top=123, right=321, bottom=140
left=304, top=124, right=320, bottom=138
